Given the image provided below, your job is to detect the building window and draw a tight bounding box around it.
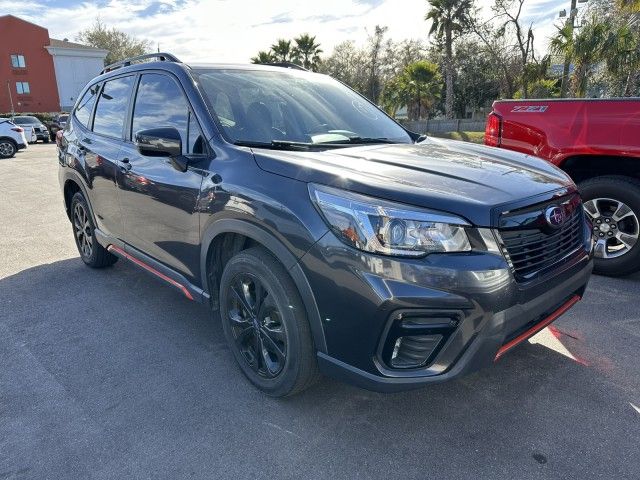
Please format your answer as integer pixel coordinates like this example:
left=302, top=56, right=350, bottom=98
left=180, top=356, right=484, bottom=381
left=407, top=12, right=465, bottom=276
left=10, top=54, right=26, bottom=68
left=16, top=82, right=30, bottom=95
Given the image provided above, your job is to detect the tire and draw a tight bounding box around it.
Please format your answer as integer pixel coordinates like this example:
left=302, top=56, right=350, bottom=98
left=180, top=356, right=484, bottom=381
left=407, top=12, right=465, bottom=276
left=219, top=247, right=319, bottom=396
left=43, top=137, right=50, bottom=144
left=579, top=175, right=640, bottom=276
left=70, top=192, right=118, bottom=268
left=0, top=139, right=17, bottom=159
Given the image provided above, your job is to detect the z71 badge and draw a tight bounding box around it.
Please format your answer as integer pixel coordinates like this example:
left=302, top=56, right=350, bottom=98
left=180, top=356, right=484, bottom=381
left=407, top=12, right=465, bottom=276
left=511, top=105, right=548, bottom=113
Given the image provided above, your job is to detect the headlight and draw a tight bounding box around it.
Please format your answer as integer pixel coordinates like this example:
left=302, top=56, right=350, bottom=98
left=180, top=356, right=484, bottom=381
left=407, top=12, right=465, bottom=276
left=309, top=184, right=471, bottom=257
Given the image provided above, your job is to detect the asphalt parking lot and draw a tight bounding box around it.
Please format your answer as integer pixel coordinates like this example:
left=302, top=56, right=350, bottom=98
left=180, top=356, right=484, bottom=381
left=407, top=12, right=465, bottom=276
left=1, top=143, right=639, bottom=479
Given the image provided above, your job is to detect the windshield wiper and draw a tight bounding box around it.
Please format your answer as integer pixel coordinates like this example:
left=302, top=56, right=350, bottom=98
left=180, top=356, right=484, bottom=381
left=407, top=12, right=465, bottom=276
left=317, top=136, right=402, bottom=145
left=234, top=140, right=344, bottom=151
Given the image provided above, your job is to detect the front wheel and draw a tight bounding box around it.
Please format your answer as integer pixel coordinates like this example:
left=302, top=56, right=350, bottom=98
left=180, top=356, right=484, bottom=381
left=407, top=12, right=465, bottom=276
left=219, top=247, right=319, bottom=396
left=580, top=175, right=640, bottom=276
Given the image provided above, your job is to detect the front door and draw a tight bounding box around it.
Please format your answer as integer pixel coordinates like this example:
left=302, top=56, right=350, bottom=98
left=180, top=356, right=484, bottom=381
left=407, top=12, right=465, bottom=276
left=117, top=72, right=208, bottom=283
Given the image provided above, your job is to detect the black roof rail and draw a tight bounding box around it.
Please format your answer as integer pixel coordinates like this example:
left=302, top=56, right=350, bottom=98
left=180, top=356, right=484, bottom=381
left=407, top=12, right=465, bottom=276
left=267, top=62, right=308, bottom=71
left=101, top=52, right=181, bottom=75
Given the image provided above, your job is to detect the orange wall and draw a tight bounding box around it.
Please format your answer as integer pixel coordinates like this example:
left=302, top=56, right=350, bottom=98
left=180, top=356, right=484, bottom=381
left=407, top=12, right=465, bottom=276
left=0, top=16, right=60, bottom=113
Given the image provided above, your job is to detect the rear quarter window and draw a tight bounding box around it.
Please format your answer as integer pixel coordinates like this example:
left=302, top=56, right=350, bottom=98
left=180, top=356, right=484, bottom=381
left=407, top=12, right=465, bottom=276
left=74, top=84, right=100, bottom=129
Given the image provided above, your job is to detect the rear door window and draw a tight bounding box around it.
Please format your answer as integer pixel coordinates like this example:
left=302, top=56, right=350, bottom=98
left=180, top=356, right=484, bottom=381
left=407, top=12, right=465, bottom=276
left=93, top=76, right=135, bottom=139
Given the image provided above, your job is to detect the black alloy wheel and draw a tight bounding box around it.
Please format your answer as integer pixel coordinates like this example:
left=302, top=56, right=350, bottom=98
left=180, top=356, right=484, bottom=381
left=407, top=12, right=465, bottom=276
left=73, top=200, right=94, bottom=259
left=226, top=272, right=287, bottom=378
left=69, top=192, right=118, bottom=268
left=219, top=247, right=318, bottom=396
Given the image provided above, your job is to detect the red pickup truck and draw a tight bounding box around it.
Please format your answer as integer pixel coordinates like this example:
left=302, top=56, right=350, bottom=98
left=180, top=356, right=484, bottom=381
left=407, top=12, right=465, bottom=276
left=486, top=99, right=640, bottom=276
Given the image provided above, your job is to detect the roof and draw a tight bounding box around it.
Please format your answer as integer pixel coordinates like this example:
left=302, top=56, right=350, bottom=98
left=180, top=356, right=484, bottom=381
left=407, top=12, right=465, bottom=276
left=49, top=38, right=105, bottom=51
left=0, top=14, right=48, bottom=31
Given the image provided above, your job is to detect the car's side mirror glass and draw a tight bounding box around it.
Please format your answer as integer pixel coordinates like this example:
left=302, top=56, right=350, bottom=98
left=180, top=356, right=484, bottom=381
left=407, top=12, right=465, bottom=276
left=134, top=127, right=182, bottom=158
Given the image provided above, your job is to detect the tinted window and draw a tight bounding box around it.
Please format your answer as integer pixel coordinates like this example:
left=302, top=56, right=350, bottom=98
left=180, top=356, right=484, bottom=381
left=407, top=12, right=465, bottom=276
left=132, top=73, right=189, bottom=152
left=93, top=76, right=135, bottom=138
left=194, top=69, right=412, bottom=145
left=74, top=84, right=99, bottom=128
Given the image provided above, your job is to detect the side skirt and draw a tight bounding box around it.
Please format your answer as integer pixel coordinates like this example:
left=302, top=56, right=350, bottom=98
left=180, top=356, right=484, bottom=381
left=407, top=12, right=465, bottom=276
left=95, top=229, right=207, bottom=303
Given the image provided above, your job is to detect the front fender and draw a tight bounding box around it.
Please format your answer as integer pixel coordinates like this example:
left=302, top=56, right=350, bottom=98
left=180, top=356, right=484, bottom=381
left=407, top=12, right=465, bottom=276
left=199, top=218, right=327, bottom=353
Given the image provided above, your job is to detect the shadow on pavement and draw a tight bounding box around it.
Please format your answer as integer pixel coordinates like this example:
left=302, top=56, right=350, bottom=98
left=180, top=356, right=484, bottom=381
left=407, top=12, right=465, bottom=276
left=0, top=258, right=638, bottom=479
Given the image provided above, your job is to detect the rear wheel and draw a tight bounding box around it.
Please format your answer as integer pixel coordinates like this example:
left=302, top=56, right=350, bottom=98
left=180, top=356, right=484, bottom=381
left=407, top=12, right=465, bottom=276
left=580, top=175, right=640, bottom=276
left=0, top=139, right=17, bottom=159
left=70, top=192, right=118, bottom=268
left=219, top=247, right=318, bottom=396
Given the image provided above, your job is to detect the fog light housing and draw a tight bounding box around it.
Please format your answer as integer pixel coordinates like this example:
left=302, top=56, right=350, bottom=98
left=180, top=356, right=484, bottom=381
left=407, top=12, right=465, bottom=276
left=390, top=335, right=443, bottom=368
left=379, top=310, right=461, bottom=370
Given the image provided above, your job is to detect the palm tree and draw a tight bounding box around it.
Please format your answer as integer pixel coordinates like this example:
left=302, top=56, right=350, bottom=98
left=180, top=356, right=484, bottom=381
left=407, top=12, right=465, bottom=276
left=618, top=0, right=640, bottom=13
left=425, top=0, right=473, bottom=118
left=293, top=34, right=323, bottom=71
left=251, top=51, right=275, bottom=64
left=550, top=24, right=574, bottom=98
left=601, top=22, right=640, bottom=96
left=382, top=61, right=442, bottom=120
left=570, top=21, right=606, bottom=97
left=271, top=39, right=294, bottom=62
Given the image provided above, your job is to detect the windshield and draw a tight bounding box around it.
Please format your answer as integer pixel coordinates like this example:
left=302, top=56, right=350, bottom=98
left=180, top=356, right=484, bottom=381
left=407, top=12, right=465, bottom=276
left=13, top=116, right=39, bottom=125
left=193, top=68, right=412, bottom=148
left=58, top=115, right=68, bottom=123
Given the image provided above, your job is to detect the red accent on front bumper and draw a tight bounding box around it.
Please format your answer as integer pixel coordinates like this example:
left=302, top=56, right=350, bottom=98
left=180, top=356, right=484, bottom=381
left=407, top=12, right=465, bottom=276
left=494, top=294, right=581, bottom=360
left=107, top=245, right=194, bottom=301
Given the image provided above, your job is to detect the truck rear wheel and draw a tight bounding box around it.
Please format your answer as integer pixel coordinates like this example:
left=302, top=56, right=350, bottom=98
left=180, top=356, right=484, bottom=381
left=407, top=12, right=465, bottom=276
left=580, top=175, right=640, bottom=276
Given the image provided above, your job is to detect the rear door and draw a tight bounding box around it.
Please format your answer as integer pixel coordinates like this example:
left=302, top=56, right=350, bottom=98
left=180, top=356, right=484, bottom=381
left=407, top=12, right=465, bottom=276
left=70, top=76, right=135, bottom=239
left=116, top=72, right=207, bottom=282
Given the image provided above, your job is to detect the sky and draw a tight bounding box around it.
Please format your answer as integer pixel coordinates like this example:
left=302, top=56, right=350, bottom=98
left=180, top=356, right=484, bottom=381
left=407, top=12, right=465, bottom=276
left=1, top=0, right=569, bottom=63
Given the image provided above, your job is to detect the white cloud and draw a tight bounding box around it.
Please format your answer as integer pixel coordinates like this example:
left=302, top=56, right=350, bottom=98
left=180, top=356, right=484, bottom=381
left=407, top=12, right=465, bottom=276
left=4, top=0, right=566, bottom=63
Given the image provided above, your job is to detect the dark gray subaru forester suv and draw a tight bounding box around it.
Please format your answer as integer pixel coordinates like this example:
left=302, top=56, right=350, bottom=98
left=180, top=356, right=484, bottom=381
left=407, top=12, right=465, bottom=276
left=58, top=53, right=593, bottom=396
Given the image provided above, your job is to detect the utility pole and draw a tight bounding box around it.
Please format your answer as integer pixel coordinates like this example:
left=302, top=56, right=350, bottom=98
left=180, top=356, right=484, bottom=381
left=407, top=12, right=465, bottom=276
left=7, top=81, right=15, bottom=117
left=560, top=0, right=578, bottom=98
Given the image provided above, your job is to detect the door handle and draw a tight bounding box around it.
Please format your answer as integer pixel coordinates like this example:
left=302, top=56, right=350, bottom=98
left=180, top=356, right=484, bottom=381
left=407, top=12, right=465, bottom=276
left=120, top=157, right=132, bottom=173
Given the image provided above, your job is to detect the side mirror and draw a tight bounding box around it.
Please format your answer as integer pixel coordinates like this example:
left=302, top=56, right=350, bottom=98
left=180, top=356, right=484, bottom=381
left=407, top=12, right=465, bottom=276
left=135, top=127, right=182, bottom=158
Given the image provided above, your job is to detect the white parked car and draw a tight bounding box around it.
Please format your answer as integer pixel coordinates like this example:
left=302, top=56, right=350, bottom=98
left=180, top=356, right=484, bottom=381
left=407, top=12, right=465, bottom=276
left=0, top=119, right=28, bottom=158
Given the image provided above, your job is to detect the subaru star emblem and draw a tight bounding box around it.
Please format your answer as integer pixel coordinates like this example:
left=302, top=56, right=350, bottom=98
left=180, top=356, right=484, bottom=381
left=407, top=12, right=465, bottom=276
left=545, top=205, right=566, bottom=228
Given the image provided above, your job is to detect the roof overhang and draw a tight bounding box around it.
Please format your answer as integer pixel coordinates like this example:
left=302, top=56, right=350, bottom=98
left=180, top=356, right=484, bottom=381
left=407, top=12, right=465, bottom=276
left=46, top=46, right=109, bottom=59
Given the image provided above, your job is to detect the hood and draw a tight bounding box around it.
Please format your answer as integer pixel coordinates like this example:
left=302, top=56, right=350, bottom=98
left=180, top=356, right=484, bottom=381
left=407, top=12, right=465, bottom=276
left=251, top=137, right=575, bottom=227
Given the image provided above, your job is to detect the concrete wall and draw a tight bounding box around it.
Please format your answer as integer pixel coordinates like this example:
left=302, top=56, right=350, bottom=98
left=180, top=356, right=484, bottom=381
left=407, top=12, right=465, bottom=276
left=46, top=48, right=107, bottom=111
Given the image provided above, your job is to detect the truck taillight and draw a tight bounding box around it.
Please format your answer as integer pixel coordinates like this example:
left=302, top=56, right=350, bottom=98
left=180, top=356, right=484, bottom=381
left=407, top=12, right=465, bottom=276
left=485, top=113, right=501, bottom=147
left=11, top=127, right=24, bottom=133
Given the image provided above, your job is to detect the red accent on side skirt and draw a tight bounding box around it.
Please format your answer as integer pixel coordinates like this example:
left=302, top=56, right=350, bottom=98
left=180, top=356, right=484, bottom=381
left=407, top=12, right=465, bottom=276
left=107, top=245, right=194, bottom=301
left=494, top=294, right=581, bottom=361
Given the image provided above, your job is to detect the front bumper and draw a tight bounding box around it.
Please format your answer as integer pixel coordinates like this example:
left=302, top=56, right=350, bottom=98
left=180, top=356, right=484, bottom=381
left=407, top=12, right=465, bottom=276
left=301, top=227, right=592, bottom=393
